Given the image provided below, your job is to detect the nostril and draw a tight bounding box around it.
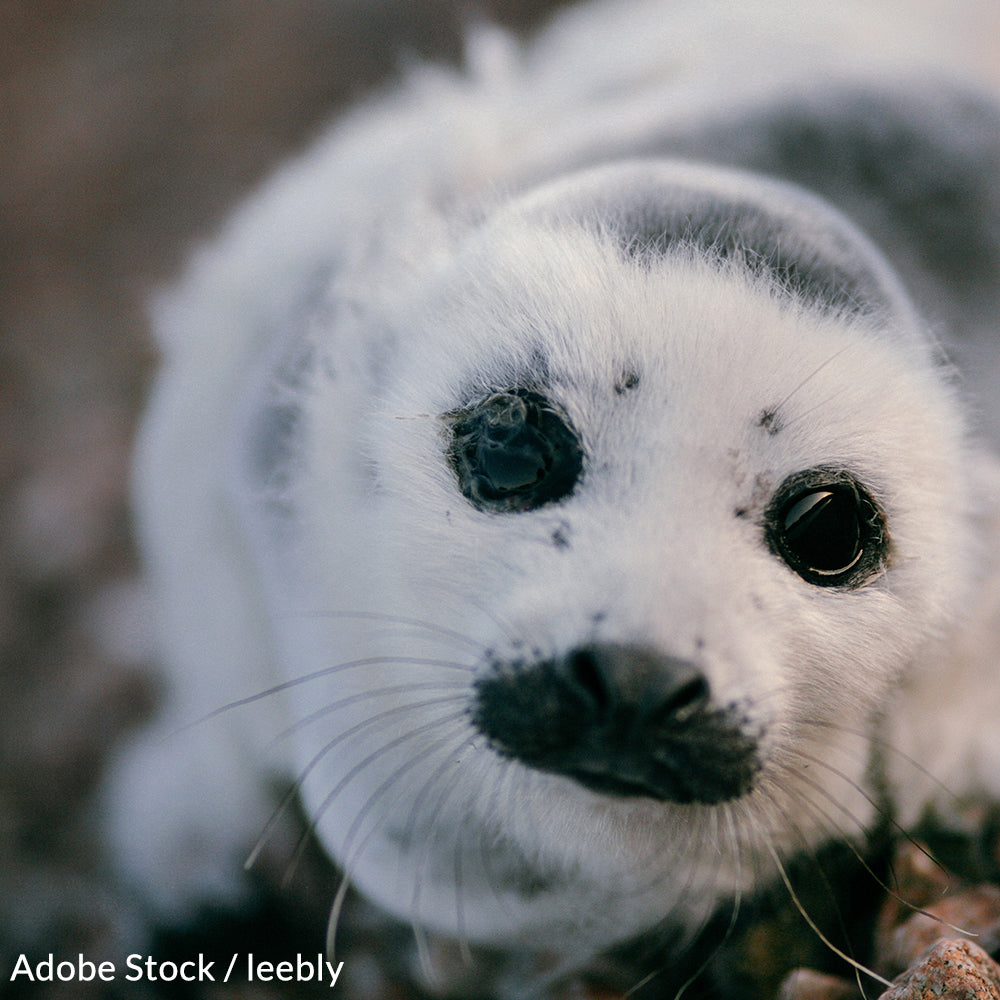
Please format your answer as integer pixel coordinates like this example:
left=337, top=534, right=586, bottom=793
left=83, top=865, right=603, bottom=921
left=562, top=644, right=710, bottom=724
left=656, top=672, right=710, bottom=725
left=566, top=647, right=612, bottom=712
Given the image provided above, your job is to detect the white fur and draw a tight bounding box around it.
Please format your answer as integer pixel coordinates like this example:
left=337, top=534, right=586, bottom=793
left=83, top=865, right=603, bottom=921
left=105, top=0, right=1000, bottom=991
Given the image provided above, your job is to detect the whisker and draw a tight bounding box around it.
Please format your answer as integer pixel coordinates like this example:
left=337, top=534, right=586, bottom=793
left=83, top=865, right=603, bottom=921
left=279, top=608, right=489, bottom=653
left=779, top=386, right=852, bottom=430
left=407, top=738, right=477, bottom=943
left=772, top=791, right=892, bottom=1000
left=324, top=724, right=470, bottom=865
left=413, top=923, right=437, bottom=990
left=625, top=801, right=751, bottom=1000
left=465, top=595, right=521, bottom=649
left=472, top=761, right=529, bottom=924
left=784, top=745, right=883, bottom=831
left=326, top=870, right=353, bottom=961
left=796, top=717, right=964, bottom=807
left=783, top=760, right=878, bottom=850
left=171, top=654, right=473, bottom=736
left=397, top=733, right=471, bottom=874
left=792, top=717, right=966, bottom=886
left=666, top=881, right=743, bottom=1000
left=286, top=708, right=467, bottom=886
left=783, top=747, right=975, bottom=938
left=771, top=343, right=856, bottom=412
left=269, top=681, right=468, bottom=744
left=762, top=807, right=893, bottom=991
left=325, top=726, right=472, bottom=958
left=244, top=692, right=467, bottom=870
left=452, top=837, right=475, bottom=970
left=593, top=809, right=735, bottom=1000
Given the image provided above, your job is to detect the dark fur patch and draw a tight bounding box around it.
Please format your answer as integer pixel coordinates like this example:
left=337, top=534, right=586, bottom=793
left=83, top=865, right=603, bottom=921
left=614, top=369, right=641, bottom=394
left=636, top=78, right=1000, bottom=325
left=551, top=523, right=572, bottom=548
left=615, top=188, right=884, bottom=315
left=757, top=409, right=782, bottom=435
left=247, top=402, right=300, bottom=494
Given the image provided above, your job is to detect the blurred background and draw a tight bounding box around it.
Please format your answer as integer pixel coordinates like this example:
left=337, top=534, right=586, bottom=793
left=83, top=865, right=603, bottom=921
left=0, top=2, right=568, bottom=996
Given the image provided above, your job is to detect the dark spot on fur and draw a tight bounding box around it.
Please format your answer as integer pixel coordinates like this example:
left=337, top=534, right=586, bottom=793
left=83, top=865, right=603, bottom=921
left=758, top=408, right=782, bottom=435
left=752, top=474, right=774, bottom=506
left=735, top=474, right=775, bottom=522
left=248, top=403, right=299, bottom=493
left=551, top=523, right=571, bottom=549
left=472, top=831, right=566, bottom=899
left=614, top=370, right=641, bottom=394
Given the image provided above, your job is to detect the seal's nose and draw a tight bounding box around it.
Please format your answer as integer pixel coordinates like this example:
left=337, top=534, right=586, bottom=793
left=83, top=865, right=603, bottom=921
left=472, top=642, right=759, bottom=804
left=564, top=644, right=711, bottom=725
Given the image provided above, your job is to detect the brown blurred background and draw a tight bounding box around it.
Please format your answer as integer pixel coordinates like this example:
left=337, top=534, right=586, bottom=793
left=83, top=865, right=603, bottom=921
left=0, top=3, right=568, bottom=995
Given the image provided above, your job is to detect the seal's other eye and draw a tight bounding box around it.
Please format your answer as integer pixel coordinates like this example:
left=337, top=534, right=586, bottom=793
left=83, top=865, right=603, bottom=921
left=765, top=469, right=888, bottom=588
left=446, top=389, right=584, bottom=513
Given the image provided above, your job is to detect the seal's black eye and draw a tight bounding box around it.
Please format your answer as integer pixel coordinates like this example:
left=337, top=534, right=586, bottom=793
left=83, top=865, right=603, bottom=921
left=765, top=469, right=887, bottom=588
left=446, top=389, right=584, bottom=513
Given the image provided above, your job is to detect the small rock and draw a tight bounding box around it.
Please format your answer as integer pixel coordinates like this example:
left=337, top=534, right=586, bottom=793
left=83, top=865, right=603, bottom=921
left=876, top=840, right=959, bottom=939
left=881, top=885, right=1000, bottom=976
left=878, top=938, right=1000, bottom=1000
left=778, top=967, right=859, bottom=1000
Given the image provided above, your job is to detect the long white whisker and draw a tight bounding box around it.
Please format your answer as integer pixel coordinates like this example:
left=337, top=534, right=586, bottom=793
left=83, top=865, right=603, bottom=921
left=407, top=738, right=478, bottom=946
left=269, top=681, right=467, bottom=744
left=325, top=726, right=472, bottom=959
left=244, top=692, right=467, bottom=869
left=285, top=708, right=467, bottom=887
left=622, top=800, right=750, bottom=999
left=413, top=923, right=437, bottom=990
left=772, top=791, right=891, bottom=1000
left=796, top=717, right=964, bottom=808
left=465, top=595, right=521, bottom=649
left=770, top=343, right=856, bottom=412
left=791, top=720, right=964, bottom=882
left=762, top=814, right=893, bottom=990
left=779, top=386, right=853, bottom=430
left=310, top=707, right=467, bottom=840
left=471, top=760, right=528, bottom=923
left=280, top=608, right=488, bottom=653
left=784, top=749, right=975, bottom=938
left=172, top=655, right=473, bottom=737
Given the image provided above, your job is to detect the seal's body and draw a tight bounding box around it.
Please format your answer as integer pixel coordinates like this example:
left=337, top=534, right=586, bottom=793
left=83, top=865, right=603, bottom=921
left=108, top=0, right=1000, bottom=992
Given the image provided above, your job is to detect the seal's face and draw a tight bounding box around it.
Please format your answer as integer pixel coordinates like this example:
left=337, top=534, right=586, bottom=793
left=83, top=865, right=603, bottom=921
left=236, top=162, right=970, bottom=952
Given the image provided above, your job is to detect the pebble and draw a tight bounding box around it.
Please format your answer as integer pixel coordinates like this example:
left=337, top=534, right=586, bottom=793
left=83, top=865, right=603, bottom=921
left=880, top=885, right=1000, bottom=976
left=778, top=967, right=859, bottom=1000
left=877, top=939, right=1000, bottom=1000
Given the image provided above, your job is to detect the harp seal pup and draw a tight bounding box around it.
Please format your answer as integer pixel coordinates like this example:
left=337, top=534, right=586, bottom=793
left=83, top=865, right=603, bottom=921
left=106, top=0, right=1000, bottom=992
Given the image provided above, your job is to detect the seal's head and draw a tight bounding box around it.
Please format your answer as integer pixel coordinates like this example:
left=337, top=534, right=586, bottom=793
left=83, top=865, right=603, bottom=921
left=235, top=161, right=971, bottom=956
